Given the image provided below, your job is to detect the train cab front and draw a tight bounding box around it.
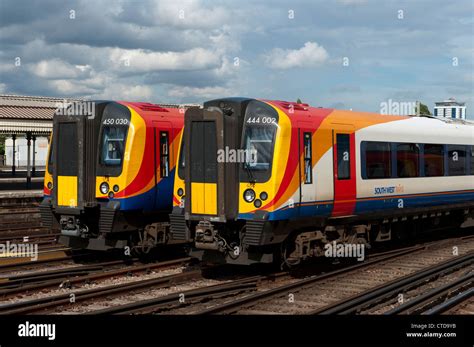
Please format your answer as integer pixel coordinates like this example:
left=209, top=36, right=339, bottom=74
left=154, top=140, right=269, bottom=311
left=171, top=98, right=283, bottom=265
left=41, top=101, right=132, bottom=251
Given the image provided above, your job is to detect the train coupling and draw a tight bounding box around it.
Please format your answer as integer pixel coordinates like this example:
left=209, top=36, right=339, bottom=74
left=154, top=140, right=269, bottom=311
left=60, top=216, right=88, bottom=237
left=194, top=221, right=226, bottom=252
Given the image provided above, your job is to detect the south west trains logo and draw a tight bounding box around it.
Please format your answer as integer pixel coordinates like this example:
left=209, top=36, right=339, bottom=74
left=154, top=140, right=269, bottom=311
left=374, top=185, right=404, bottom=195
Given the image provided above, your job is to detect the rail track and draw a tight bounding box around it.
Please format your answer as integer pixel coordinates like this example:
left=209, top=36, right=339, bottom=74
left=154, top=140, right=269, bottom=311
left=0, top=197, right=69, bottom=266
left=312, top=252, right=473, bottom=314
left=0, top=257, right=199, bottom=314
left=25, top=236, right=465, bottom=315
left=0, top=245, right=71, bottom=269
left=0, top=195, right=48, bottom=240
left=0, top=257, right=192, bottom=298
left=0, top=226, right=471, bottom=315
left=179, top=236, right=473, bottom=315
left=82, top=248, right=425, bottom=314
left=437, top=291, right=474, bottom=314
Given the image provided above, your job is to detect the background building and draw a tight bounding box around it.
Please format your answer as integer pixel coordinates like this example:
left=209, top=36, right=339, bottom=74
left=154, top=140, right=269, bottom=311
left=0, top=95, right=59, bottom=175
left=433, top=98, right=466, bottom=119
left=4, top=137, right=49, bottom=167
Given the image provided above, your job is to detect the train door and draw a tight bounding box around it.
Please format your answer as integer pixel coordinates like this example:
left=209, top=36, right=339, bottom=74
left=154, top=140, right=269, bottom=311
left=153, top=121, right=174, bottom=210
left=332, top=129, right=357, bottom=217
left=298, top=123, right=316, bottom=214
left=54, top=121, right=80, bottom=208
left=191, top=121, right=217, bottom=215
left=184, top=106, right=236, bottom=222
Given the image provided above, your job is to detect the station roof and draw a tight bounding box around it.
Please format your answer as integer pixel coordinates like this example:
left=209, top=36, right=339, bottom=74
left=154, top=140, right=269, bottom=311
left=0, top=95, right=79, bottom=135
left=0, top=95, right=201, bottom=136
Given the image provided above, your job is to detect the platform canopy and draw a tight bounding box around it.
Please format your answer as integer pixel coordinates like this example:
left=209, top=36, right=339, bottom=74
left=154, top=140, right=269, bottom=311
left=0, top=95, right=82, bottom=135
left=0, top=95, right=201, bottom=135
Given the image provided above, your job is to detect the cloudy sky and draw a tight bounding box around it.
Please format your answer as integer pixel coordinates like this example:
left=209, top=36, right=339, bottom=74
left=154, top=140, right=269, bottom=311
left=0, top=0, right=472, bottom=115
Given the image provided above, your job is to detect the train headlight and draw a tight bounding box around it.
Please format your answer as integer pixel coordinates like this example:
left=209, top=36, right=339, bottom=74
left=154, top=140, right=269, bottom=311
left=113, top=185, right=119, bottom=192
left=108, top=191, right=114, bottom=199
left=254, top=199, right=262, bottom=208
left=177, top=188, right=184, bottom=196
left=243, top=189, right=256, bottom=203
left=260, top=192, right=268, bottom=201
left=100, top=182, right=109, bottom=194
left=47, top=182, right=53, bottom=190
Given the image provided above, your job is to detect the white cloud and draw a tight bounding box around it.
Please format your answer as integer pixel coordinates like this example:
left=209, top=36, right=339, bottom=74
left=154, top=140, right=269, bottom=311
left=46, top=73, right=108, bottom=96
left=264, top=42, right=329, bottom=69
left=48, top=79, right=99, bottom=95
left=109, top=47, right=220, bottom=73
left=152, top=0, right=231, bottom=29
left=168, top=85, right=232, bottom=98
left=30, top=59, right=88, bottom=79
left=97, top=84, right=154, bottom=101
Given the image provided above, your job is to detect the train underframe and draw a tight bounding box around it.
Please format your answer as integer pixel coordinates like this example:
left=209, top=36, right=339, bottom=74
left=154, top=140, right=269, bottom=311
left=40, top=198, right=180, bottom=253
left=179, top=202, right=474, bottom=266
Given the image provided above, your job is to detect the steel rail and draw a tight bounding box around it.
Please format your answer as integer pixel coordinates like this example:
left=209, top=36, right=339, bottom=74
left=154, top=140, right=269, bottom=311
left=424, top=287, right=474, bottom=314
left=310, top=252, right=473, bottom=315
left=0, top=257, right=191, bottom=296
left=384, top=272, right=473, bottom=315
left=194, top=246, right=425, bottom=315
left=0, top=268, right=200, bottom=314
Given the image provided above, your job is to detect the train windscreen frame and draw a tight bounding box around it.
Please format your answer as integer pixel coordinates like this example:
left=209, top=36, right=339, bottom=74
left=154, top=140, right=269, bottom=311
left=96, top=102, right=131, bottom=177
left=240, top=100, right=279, bottom=183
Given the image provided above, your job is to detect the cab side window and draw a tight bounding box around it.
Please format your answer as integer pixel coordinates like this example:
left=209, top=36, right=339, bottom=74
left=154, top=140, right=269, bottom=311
left=160, top=131, right=169, bottom=178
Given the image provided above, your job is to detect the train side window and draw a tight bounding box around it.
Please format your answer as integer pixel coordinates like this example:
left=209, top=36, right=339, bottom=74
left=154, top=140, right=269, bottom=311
left=447, top=144, right=467, bottom=176
left=396, top=143, right=419, bottom=178
left=160, top=131, right=169, bottom=178
left=364, top=141, right=391, bottom=179
left=336, top=134, right=350, bottom=180
left=423, top=144, right=444, bottom=177
left=471, top=146, right=474, bottom=175
left=303, top=132, right=312, bottom=184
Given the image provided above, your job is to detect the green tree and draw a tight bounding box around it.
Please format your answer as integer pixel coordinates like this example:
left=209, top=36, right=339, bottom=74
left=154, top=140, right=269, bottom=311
left=296, top=98, right=303, bottom=104
left=416, top=102, right=431, bottom=115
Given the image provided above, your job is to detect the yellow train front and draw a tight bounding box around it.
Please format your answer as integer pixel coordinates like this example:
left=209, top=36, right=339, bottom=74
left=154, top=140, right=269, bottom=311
left=170, top=98, right=474, bottom=265
left=41, top=101, right=184, bottom=252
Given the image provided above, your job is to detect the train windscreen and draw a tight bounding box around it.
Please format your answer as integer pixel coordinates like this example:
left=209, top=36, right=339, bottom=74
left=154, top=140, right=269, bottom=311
left=241, top=100, right=279, bottom=183
left=99, top=126, right=127, bottom=166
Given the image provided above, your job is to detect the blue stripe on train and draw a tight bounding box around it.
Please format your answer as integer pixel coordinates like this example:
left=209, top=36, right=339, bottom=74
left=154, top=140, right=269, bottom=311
left=354, top=191, right=474, bottom=214
left=238, top=191, right=474, bottom=221
left=110, top=168, right=175, bottom=211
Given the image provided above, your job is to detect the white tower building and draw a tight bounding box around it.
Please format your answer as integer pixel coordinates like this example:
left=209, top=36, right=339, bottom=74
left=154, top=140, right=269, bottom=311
left=434, top=98, right=466, bottom=119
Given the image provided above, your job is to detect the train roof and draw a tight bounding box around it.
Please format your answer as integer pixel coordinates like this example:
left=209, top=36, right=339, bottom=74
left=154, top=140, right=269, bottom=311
left=119, top=101, right=195, bottom=121
left=265, top=99, right=474, bottom=128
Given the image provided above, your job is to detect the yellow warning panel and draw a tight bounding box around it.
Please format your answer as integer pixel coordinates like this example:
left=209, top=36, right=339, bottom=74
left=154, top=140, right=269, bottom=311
left=57, top=176, right=78, bottom=207
left=191, top=182, right=217, bottom=215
